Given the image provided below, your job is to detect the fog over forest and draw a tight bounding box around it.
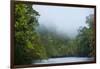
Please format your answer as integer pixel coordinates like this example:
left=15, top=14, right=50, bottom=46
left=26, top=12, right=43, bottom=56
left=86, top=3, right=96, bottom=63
left=33, top=5, right=94, bottom=38
left=14, top=4, right=95, bottom=65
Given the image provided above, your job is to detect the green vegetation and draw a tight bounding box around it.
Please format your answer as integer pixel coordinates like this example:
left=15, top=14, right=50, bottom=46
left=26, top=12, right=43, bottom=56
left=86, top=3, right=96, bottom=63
left=14, top=4, right=95, bottom=65
left=76, top=14, right=95, bottom=57
left=14, top=4, right=47, bottom=65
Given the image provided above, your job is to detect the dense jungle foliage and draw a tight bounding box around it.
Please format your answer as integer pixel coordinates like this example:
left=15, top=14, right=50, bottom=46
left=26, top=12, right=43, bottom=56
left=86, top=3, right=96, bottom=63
left=14, top=4, right=95, bottom=65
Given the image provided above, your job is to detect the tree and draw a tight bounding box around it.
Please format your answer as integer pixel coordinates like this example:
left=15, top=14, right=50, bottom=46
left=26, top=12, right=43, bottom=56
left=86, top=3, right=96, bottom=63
left=15, top=4, right=47, bottom=65
left=76, top=14, right=95, bottom=57
left=86, top=14, right=95, bottom=57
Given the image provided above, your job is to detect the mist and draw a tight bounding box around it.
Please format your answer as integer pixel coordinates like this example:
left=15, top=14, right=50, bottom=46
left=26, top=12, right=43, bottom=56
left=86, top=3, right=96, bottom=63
left=32, top=5, right=94, bottom=38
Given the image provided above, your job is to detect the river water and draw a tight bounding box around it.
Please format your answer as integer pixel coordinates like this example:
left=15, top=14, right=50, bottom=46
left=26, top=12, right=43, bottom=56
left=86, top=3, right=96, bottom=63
left=33, top=57, right=94, bottom=64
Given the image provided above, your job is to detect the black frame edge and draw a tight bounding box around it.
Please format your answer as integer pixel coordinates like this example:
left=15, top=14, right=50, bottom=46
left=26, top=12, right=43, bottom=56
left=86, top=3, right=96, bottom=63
left=10, top=1, right=96, bottom=68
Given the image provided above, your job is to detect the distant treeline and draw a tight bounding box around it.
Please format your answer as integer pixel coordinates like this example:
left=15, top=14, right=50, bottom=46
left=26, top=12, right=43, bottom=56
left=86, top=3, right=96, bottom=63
left=14, top=4, right=95, bottom=65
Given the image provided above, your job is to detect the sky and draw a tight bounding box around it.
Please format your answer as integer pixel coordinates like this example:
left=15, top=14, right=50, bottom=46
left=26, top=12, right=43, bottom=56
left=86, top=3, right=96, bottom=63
left=32, top=5, right=94, bottom=38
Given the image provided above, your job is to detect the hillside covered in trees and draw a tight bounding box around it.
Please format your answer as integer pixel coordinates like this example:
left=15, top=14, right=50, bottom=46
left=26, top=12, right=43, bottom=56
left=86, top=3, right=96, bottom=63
left=14, top=4, right=95, bottom=65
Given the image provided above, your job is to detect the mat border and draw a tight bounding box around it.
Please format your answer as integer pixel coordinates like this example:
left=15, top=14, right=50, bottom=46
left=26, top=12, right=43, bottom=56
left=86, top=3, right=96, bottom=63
left=11, top=1, right=96, bottom=68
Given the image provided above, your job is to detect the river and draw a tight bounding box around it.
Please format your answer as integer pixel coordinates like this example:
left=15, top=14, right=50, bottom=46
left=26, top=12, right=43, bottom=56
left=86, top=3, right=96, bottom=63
left=32, top=57, right=94, bottom=64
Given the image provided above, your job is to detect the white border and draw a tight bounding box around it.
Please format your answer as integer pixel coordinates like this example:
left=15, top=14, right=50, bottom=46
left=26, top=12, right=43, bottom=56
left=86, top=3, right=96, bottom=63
left=0, top=0, right=100, bottom=69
